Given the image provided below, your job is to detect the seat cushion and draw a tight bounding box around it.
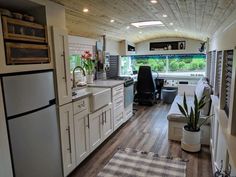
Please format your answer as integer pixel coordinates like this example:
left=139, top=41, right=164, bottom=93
left=167, top=95, right=210, bottom=124
left=167, top=95, right=194, bottom=122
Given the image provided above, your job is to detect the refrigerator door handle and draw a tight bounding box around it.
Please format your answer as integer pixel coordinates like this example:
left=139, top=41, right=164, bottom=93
left=49, top=98, right=56, bottom=105
left=8, top=101, right=56, bottom=120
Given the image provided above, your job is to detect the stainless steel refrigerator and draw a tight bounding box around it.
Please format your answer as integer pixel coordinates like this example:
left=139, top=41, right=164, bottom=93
left=2, top=71, right=63, bottom=177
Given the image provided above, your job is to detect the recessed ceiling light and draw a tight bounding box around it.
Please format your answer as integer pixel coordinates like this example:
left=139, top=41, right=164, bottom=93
left=139, top=31, right=142, bottom=34
left=131, top=21, right=164, bottom=28
left=169, top=22, right=173, bottom=26
left=110, top=19, right=115, bottom=23
left=150, top=0, right=157, bottom=3
left=162, top=14, right=168, bottom=17
left=126, top=26, right=130, bottom=29
left=174, top=29, right=178, bottom=32
left=83, top=8, right=89, bottom=13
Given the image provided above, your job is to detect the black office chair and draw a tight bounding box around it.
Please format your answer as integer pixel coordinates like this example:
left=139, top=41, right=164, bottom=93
left=136, top=66, right=157, bottom=105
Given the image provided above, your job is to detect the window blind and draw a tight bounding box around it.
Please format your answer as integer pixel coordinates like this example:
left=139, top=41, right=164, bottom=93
left=210, top=50, right=216, bottom=86
left=215, top=51, right=222, bottom=96
left=206, top=52, right=212, bottom=78
left=224, top=50, right=233, bottom=117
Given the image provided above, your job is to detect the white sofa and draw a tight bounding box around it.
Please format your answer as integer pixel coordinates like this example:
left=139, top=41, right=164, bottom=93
left=167, top=78, right=212, bottom=145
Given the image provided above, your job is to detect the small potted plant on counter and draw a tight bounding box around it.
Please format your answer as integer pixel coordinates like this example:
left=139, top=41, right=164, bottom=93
left=81, top=51, right=95, bottom=84
left=177, top=93, right=212, bottom=152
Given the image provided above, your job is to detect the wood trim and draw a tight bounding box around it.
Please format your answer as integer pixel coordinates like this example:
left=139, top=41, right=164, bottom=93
left=6, top=42, right=48, bottom=49
left=4, top=34, right=46, bottom=43
left=2, top=16, right=45, bottom=29
left=2, top=16, right=9, bottom=39
left=44, top=25, right=48, bottom=43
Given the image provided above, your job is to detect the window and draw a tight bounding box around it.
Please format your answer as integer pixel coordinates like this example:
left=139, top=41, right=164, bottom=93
left=69, top=55, right=82, bottom=71
left=120, top=54, right=206, bottom=77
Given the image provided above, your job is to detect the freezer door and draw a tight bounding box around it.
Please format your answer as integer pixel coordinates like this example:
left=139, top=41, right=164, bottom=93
left=8, top=105, right=63, bottom=177
left=2, top=71, right=55, bottom=117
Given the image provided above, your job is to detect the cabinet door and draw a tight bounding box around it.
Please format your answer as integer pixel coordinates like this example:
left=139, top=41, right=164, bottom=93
left=89, top=110, right=103, bottom=152
left=74, top=113, right=90, bottom=165
left=52, top=27, right=72, bottom=106
left=59, top=103, right=76, bottom=177
left=102, top=104, right=113, bottom=140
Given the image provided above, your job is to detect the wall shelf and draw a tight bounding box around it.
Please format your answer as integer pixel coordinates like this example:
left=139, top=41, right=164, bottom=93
left=2, top=16, right=48, bottom=43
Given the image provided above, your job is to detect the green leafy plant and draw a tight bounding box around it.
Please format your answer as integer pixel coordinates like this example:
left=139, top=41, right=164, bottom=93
left=177, top=93, right=212, bottom=132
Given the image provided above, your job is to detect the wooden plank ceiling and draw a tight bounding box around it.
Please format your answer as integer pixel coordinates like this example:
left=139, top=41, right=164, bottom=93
left=50, top=0, right=236, bottom=43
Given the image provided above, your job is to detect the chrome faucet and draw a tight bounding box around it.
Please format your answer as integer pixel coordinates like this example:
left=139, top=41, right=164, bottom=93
left=72, top=66, right=86, bottom=88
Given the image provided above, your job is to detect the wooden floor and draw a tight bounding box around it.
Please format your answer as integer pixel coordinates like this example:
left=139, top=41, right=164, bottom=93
left=70, top=102, right=213, bottom=177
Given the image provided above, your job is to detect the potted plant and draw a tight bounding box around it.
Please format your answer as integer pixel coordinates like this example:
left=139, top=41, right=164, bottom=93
left=81, top=51, right=95, bottom=84
left=177, top=93, right=212, bottom=152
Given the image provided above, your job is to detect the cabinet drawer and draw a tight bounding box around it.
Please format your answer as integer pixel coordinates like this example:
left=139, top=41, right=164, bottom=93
left=114, top=104, right=124, bottom=117
left=113, top=97, right=124, bottom=110
left=114, top=112, right=123, bottom=124
left=112, top=85, right=124, bottom=97
left=73, top=97, right=89, bottom=115
left=113, top=92, right=124, bottom=101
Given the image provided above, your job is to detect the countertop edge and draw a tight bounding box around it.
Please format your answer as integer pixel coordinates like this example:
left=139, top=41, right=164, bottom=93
left=72, top=92, right=92, bottom=102
left=87, top=80, right=125, bottom=88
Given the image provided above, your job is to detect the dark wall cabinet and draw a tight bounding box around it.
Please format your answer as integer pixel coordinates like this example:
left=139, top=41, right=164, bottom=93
left=150, top=41, right=186, bottom=51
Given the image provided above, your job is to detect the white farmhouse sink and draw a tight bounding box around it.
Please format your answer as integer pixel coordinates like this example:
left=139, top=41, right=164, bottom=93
left=72, top=87, right=111, bottom=112
left=87, top=87, right=111, bottom=112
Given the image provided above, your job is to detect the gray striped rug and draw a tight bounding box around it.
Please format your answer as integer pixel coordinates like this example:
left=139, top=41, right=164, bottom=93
left=97, top=148, right=187, bottom=177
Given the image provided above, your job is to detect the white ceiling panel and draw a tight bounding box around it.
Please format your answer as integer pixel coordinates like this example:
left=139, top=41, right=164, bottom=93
left=50, top=0, right=236, bottom=43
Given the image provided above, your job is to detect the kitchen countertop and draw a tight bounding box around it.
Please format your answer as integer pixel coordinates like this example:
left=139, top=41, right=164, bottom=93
left=72, top=88, right=92, bottom=101
left=88, top=80, right=125, bottom=88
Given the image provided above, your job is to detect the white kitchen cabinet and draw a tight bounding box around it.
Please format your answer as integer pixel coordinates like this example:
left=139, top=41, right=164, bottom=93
left=59, top=103, right=76, bottom=177
left=89, top=109, right=103, bottom=152
left=52, top=27, right=72, bottom=106
left=120, top=40, right=136, bottom=56
left=74, top=112, right=90, bottom=165
left=112, top=84, right=124, bottom=131
left=102, top=103, right=114, bottom=139
left=73, top=97, right=90, bottom=166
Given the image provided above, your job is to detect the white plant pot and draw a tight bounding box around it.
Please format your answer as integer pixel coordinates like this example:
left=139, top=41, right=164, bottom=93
left=181, top=126, right=201, bottom=152
left=86, top=74, right=94, bottom=84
